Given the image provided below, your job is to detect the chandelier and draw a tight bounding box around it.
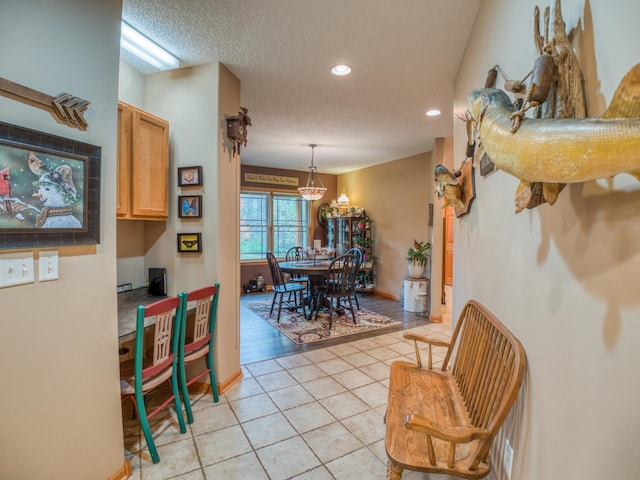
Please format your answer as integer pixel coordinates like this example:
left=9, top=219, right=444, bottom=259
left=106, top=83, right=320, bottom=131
left=298, top=144, right=327, bottom=201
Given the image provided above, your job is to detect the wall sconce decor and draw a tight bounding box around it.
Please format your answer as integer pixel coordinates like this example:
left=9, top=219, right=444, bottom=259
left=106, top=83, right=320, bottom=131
left=226, top=107, right=252, bottom=156
left=298, top=144, right=327, bottom=201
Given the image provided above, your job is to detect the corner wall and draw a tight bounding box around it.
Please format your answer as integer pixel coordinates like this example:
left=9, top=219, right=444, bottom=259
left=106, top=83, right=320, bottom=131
left=339, top=152, right=434, bottom=299
left=136, top=63, right=241, bottom=387
left=454, top=0, right=640, bottom=478
left=0, top=1, right=124, bottom=478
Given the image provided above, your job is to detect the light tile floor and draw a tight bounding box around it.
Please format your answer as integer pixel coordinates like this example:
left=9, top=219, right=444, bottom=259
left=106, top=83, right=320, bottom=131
left=122, top=292, right=453, bottom=480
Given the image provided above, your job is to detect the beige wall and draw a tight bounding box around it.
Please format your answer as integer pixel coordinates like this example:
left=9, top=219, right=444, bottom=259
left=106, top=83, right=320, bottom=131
left=339, top=152, right=435, bottom=299
left=454, top=0, right=640, bottom=478
left=120, top=63, right=242, bottom=385
left=0, top=1, right=125, bottom=478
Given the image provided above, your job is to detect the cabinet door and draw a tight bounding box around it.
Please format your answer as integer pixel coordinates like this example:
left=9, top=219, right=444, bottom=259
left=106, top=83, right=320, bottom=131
left=130, top=109, right=169, bottom=218
left=116, top=103, right=132, bottom=217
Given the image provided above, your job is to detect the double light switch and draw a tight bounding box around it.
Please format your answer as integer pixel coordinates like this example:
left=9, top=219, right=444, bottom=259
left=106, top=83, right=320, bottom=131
left=0, top=250, right=59, bottom=287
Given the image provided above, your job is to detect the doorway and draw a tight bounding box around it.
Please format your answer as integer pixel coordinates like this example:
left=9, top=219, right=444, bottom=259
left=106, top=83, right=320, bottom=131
left=442, top=206, right=454, bottom=304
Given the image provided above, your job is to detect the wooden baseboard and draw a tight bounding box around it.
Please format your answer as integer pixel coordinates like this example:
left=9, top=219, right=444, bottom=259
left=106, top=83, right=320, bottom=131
left=107, top=460, right=131, bottom=480
left=430, top=315, right=442, bottom=323
left=217, top=368, right=244, bottom=394
left=185, top=368, right=244, bottom=396
left=372, top=290, right=398, bottom=300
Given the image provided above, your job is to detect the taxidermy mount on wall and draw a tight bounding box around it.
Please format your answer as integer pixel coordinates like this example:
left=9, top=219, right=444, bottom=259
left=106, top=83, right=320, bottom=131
left=466, top=0, right=640, bottom=213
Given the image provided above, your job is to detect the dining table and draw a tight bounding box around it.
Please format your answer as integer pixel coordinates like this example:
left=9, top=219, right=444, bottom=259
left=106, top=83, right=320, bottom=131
left=278, top=259, right=333, bottom=319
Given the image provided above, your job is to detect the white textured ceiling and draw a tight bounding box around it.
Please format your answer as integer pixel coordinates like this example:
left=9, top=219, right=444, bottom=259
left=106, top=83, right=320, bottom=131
left=121, top=0, right=481, bottom=174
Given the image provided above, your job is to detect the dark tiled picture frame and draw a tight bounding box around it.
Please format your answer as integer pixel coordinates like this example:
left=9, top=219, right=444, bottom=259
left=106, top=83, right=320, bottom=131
left=0, top=121, right=101, bottom=249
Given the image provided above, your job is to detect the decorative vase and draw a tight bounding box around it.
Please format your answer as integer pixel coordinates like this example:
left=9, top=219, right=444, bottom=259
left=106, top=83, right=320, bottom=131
left=407, top=261, right=425, bottom=278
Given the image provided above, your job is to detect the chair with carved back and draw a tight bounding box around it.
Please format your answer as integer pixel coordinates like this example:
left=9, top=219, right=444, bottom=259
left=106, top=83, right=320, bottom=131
left=345, top=247, right=363, bottom=309
left=317, top=253, right=358, bottom=328
left=285, top=246, right=309, bottom=293
left=266, top=251, right=307, bottom=322
left=119, top=296, right=187, bottom=464
left=178, top=283, right=220, bottom=425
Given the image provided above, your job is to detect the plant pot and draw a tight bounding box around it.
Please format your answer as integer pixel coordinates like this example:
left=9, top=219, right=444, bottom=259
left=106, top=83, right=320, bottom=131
left=407, top=261, right=425, bottom=278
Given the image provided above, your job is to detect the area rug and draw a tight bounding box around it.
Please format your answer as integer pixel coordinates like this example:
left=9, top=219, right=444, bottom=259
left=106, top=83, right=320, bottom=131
left=244, top=300, right=402, bottom=345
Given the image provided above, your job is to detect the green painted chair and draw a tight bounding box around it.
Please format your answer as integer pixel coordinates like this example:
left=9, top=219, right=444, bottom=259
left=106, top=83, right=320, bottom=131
left=178, top=283, right=220, bottom=424
left=120, top=296, right=187, bottom=464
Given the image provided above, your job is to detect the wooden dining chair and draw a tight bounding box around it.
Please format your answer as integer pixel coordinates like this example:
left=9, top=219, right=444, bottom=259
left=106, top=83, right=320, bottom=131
left=345, top=247, right=363, bottom=309
left=266, top=251, right=307, bottom=322
left=178, top=283, right=220, bottom=425
left=119, top=296, right=187, bottom=464
left=285, top=246, right=309, bottom=293
left=319, top=253, right=358, bottom=328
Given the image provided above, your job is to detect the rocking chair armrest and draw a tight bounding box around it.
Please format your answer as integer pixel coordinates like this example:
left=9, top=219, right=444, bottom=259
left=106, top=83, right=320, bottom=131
left=405, top=414, right=488, bottom=443
left=402, top=332, right=451, bottom=369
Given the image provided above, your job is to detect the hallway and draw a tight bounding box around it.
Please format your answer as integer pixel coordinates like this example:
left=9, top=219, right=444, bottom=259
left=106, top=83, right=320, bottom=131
left=123, top=287, right=454, bottom=478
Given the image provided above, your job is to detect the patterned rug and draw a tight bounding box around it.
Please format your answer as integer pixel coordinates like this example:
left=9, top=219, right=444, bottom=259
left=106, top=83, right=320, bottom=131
left=244, top=299, right=402, bottom=345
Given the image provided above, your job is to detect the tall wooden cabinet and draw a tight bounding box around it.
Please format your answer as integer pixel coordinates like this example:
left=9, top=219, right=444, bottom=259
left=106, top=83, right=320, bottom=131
left=117, top=101, right=169, bottom=220
left=326, top=216, right=376, bottom=293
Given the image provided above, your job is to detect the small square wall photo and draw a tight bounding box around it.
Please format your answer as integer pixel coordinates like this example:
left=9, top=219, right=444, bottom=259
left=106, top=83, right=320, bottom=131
left=178, top=195, right=202, bottom=218
left=177, top=233, right=202, bottom=253
left=178, top=166, right=202, bottom=186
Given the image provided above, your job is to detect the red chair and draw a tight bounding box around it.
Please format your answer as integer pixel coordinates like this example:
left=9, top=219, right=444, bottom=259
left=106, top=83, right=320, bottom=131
left=120, top=296, right=186, bottom=464
left=178, top=284, right=220, bottom=424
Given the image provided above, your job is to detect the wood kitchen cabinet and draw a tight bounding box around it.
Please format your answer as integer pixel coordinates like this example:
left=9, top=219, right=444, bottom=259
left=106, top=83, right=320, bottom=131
left=117, top=101, right=169, bottom=220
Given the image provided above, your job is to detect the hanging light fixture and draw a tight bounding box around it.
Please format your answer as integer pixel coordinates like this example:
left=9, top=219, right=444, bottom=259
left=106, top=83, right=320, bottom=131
left=298, top=144, right=327, bottom=201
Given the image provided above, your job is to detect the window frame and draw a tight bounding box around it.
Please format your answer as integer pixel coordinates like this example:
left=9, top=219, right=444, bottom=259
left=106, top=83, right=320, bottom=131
left=240, top=188, right=311, bottom=263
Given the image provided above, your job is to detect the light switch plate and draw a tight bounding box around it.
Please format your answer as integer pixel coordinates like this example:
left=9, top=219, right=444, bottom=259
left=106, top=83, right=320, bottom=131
left=39, top=250, right=59, bottom=282
left=503, top=438, right=514, bottom=479
left=0, top=252, right=35, bottom=288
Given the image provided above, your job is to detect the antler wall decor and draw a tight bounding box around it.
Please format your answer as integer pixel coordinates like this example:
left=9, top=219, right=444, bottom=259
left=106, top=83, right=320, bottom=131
left=0, top=77, right=91, bottom=130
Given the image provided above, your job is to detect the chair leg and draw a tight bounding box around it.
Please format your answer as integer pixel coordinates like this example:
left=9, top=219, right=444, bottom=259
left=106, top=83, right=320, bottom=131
left=353, top=291, right=360, bottom=310
left=135, top=390, right=160, bottom=464
left=206, top=352, right=219, bottom=403
left=171, top=374, right=187, bottom=435
left=276, top=292, right=284, bottom=322
left=314, top=291, right=323, bottom=321
left=179, top=358, right=194, bottom=425
left=346, top=295, right=357, bottom=324
left=270, top=292, right=278, bottom=315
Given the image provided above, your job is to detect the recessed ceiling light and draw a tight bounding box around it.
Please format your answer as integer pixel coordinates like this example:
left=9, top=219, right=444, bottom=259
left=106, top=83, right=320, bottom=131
left=331, top=64, right=352, bottom=76
left=425, top=109, right=442, bottom=117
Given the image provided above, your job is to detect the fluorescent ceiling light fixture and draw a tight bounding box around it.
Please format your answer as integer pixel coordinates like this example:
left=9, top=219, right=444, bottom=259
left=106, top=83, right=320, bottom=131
left=121, top=21, right=179, bottom=71
left=425, top=109, right=442, bottom=117
left=331, top=64, right=352, bottom=76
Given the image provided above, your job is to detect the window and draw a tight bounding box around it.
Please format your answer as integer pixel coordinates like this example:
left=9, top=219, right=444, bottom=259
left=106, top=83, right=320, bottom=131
left=240, top=191, right=310, bottom=261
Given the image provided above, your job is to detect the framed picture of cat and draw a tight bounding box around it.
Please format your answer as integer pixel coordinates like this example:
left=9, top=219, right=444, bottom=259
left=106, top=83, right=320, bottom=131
left=178, top=166, right=202, bottom=186
left=178, top=195, right=202, bottom=218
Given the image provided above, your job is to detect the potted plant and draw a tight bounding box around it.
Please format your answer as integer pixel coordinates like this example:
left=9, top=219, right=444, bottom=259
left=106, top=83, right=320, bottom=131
left=357, top=215, right=373, bottom=230
left=361, top=252, right=378, bottom=270
left=406, top=240, right=431, bottom=278
left=353, top=234, right=374, bottom=249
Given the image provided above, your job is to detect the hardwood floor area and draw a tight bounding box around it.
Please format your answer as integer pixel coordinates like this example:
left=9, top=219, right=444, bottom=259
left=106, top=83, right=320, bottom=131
left=240, top=291, right=440, bottom=364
